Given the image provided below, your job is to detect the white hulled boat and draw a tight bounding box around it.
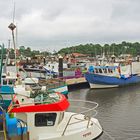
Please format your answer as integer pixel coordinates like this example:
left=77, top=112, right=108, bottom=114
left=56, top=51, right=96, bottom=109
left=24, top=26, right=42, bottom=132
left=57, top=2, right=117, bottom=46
left=5, top=91, right=103, bottom=140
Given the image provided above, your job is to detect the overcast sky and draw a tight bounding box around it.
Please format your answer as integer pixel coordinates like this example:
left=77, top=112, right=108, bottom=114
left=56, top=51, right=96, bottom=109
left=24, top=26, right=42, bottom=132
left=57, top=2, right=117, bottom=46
left=0, top=0, right=140, bottom=52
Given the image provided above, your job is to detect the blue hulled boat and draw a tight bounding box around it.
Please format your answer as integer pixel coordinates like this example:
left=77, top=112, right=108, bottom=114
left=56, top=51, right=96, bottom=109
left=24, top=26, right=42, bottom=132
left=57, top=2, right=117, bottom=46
left=85, top=65, right=140, bottom=89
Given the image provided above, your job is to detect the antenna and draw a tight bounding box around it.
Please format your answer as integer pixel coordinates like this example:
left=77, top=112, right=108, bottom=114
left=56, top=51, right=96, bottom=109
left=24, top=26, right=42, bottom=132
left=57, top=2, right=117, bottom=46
left=12, top=1, right=16, bottom=23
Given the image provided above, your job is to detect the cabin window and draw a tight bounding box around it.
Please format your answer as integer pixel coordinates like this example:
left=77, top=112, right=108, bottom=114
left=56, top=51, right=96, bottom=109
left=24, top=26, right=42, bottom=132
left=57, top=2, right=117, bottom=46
left=8, top=79, right=14, bottom=85
left=35, top=113, right=57, bottom=127
left=3, top=79, right=7, bottom=85
left=99, top=68, right=102, bottom=73
left=95, top=68, right=98, bottom=73
left=104, top=69, right=107, bottom=73
left=108, top=69, right=111, bottom=73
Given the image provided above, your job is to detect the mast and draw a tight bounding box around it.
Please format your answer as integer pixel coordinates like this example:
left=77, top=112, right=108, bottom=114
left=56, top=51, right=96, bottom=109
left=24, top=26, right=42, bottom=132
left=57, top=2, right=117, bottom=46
left=8, top=2, right=18, bottom=75
left=0, top=44, right=4, bottom=84
left=3, top=40, right=11, bottom=75
left=8, top=23, right=17, bottom=69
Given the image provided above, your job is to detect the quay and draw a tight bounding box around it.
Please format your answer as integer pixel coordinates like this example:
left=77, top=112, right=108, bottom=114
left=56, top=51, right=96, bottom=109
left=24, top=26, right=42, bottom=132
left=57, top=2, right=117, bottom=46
left=66, top=77, right=89, bottom=91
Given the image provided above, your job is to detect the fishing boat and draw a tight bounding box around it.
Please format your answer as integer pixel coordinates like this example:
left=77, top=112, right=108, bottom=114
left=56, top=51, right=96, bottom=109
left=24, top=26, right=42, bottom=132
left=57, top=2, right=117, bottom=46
left=25, top=77, right=69, bottom=98
left=0, top=75, right=69, bottom=109
left=1, top=90, right=103, bottom=140
left=0, top=45, right=68, bottom=107
left=0, top=60, right=69, bottom=108
left=85, top=64, right=140, bottom=89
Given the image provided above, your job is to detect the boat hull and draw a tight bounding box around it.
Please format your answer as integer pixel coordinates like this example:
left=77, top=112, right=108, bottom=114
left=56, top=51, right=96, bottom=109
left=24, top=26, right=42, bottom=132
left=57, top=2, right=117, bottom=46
left=85, top=73, right=140, bottom=89
left=0, top=85, right=14, bottom=108
left=51, top=85, right=68, bottom=95
left=89, top=83, right=118, bottom=89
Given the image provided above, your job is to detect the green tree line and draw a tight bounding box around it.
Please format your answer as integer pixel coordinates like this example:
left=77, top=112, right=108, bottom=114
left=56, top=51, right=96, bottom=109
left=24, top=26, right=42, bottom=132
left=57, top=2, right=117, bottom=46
left=1, top=41, right=140, bottom=58
left=58, top=41, right=140, bottom=57
left=0, top=45, right=50, bottom=58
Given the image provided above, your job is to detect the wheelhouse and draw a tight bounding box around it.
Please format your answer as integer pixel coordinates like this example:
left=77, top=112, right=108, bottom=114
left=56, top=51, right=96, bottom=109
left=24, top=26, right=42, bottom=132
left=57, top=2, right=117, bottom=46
left=88, top=65, right=118, bottom=75
left=8, top=92, right=69, bottom=140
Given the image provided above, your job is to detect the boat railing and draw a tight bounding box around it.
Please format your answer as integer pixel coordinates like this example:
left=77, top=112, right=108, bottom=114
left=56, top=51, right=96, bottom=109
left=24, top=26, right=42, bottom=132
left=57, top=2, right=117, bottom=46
left=9, top=99, right=60, bottom=107
left=62, top=99, right=98, bottom=136
left=7, top=93, right=61, bottom=112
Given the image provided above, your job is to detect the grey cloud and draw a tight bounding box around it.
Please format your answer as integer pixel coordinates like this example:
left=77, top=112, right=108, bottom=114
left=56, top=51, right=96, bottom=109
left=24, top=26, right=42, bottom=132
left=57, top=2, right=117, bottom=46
left=1, top=0, right=140, bottom=51
left=111, top=0, right=140, bottom=21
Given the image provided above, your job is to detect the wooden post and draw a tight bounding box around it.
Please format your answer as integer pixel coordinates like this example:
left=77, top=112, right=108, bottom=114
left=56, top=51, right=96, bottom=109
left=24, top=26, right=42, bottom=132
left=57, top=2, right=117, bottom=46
left=59, top=55, right=63, bottom=78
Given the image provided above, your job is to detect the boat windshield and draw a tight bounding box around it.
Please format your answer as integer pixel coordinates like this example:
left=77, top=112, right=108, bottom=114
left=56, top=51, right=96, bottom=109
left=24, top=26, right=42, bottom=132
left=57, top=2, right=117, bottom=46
left=89, top=65, right=117, bottom=74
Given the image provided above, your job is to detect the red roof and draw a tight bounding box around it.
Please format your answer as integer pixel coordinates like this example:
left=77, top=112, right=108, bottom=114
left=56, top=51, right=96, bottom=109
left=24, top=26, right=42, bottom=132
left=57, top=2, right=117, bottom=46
left=10, top=93, right=69, bottom=113
left=72, top=53, right=87, bottom=57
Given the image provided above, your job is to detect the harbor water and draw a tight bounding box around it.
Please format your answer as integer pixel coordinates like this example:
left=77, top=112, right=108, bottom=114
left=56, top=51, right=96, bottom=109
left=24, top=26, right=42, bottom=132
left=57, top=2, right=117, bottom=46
left=69, top=85, right=140, bottom=140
